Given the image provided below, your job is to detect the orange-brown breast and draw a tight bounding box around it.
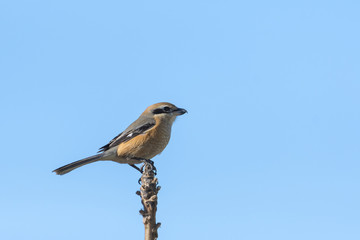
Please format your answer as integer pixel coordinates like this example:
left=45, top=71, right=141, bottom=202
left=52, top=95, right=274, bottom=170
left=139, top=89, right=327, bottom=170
left=116, top=119, right=172, bottom=159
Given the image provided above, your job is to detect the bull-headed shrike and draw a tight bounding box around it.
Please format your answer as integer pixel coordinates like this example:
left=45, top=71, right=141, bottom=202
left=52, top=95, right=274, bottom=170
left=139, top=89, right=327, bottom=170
left=53, top=102, right=187, bottom=175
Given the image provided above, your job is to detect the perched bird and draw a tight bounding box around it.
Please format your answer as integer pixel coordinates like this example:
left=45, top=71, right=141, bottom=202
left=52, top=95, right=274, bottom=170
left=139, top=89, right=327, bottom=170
left=53, top=102, right=187, bottom=175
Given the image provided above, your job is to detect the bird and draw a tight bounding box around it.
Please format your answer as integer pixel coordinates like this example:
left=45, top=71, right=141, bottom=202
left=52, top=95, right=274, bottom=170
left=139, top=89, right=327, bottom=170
left=53, top=102, right=187, bottom=175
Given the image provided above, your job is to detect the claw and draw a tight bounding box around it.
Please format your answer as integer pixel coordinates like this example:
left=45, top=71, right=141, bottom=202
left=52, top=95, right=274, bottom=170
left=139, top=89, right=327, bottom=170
left=143, top=159, right=154, bottom=165
left=145, top=161, right=157, bottom=175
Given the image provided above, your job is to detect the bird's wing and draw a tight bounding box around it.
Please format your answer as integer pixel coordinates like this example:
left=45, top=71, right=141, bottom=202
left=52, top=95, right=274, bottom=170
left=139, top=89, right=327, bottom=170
left=98, top=117, right=156, bottom=153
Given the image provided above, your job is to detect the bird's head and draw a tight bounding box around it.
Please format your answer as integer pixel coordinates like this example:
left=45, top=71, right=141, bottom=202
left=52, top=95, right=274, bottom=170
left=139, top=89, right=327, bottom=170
left=144, top=102, right=187, bottom=122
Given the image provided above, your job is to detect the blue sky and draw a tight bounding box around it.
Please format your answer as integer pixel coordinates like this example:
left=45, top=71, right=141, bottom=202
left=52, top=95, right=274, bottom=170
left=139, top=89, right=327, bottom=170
left=1, top=1, right=359, bottom=239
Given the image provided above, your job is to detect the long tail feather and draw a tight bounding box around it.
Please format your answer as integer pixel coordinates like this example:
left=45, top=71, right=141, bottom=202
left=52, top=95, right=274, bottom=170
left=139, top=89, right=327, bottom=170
left=53, top=154, right=103, bottom=175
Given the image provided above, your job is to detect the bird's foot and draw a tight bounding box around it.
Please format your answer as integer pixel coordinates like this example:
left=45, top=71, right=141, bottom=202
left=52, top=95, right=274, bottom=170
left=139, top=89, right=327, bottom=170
left=132, top=157, right=157, bottom=175
left=141, top=161, right=157, bottom=175
left=132, top=158, right=157, bottom=184
left=142, top=158, right=154, bottom=166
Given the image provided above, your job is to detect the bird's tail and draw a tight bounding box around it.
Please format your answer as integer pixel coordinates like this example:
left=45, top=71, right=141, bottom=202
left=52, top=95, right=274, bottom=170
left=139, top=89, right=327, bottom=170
left=53, top=153, right=104, bottom=175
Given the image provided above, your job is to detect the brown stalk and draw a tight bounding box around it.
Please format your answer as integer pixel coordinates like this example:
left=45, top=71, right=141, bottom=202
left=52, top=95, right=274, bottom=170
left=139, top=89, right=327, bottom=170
left=136, top=163, right=161, bottom=240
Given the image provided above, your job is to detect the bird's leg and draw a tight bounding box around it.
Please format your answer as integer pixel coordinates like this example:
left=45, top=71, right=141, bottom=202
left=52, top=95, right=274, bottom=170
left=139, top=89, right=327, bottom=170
left=132, top=157, right=157, bottom=175
left=129, top=164, right=143, bottom=173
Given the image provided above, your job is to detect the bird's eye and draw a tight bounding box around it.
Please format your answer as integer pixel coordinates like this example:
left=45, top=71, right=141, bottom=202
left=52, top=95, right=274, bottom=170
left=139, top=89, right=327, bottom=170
left=163, top=106, right=171, bottom=112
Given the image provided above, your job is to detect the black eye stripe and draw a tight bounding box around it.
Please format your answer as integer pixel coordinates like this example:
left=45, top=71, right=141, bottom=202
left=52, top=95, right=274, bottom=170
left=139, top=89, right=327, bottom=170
left=152, top=108, right=165, bottom=114
left=152, top=106, right=172, bottom=114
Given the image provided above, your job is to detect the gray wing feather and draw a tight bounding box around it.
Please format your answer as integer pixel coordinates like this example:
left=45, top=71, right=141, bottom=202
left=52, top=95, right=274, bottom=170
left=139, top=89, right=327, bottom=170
left=98, top=116, right=156, bottom=153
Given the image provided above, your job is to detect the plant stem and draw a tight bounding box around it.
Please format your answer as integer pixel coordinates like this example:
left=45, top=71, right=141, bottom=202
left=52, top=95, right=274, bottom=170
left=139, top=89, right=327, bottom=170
left=136, top=163, right=161, bottom=240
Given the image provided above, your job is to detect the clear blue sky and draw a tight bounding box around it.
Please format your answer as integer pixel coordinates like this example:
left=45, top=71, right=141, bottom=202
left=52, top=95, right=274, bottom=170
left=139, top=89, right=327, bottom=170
left=1, top=1, right=359, bottom=239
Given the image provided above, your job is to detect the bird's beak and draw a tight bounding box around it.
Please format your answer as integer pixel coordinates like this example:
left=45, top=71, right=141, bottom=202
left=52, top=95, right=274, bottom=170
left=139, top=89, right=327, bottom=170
left=174, top=108, right=188, bottom=115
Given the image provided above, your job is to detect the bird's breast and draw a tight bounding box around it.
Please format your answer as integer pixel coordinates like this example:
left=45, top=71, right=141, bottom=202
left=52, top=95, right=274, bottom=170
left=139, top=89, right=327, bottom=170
left=116, top=121, right=172, bottom=159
